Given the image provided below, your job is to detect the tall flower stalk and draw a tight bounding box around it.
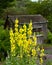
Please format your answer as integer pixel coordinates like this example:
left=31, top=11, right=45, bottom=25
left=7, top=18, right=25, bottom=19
left=9, top=19, right=45, bottom=65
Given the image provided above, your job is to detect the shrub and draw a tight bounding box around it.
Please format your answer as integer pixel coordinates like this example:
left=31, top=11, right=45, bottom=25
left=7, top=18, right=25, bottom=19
left=0, top=19, right=5, bottom=26
left=0, top=26, right=10, bottom=61
left=46, top=31, right=52, bottom=44
left=4, top=19, right=45, bottom=65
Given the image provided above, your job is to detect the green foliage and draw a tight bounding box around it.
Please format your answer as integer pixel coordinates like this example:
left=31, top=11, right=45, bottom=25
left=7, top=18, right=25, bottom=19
left=46, top=31, right=52, bottom=44
left=26, top=2, right=39, bottom=14
left=4, top=56, right=37, bottom=65
left=47, top=15, right=52, bottom=32
left=5, top=0, right=31, bottom=15
left=0, top=30, right=10, bottom=51
left=46, top=60, right=52, bottom=65
left=45, top=49, right=52, bottom=54
left=4, top=56, right=18, bottom=65
left=0, top=19, right=5, bottom=26
left=26, top=0, right=52, bottom=32
left=0, top=0, right=14, bottom=16
left=37, top=0, right=52, bottom=17
left=0, top=26, right=10, bottom=61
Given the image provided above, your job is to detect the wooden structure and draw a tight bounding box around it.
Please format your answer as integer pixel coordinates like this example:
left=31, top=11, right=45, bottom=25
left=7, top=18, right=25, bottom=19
left=4, top=14, right=48, bottom=44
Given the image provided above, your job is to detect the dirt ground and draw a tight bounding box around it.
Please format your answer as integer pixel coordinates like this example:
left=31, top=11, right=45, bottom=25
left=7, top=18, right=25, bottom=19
left=44, top=47, right=52, bottom=59
left=0, top=62, right=2, bottom=65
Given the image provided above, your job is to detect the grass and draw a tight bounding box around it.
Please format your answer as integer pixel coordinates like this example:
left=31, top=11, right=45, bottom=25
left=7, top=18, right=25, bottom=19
left=46, top=59, right=52, bottom=65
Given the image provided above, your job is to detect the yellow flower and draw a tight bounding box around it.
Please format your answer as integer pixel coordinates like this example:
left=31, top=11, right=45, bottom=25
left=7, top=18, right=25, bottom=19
left=10, top=39, right=15, bottom=43
left=32, top=49, right=36, bottom=56
left=9, top=28, right=16, bottom=56
left=18, top=39, right=23, bottom=46
left=9, top=19, right=45, bottom=65
left=33, top=33, right=37, bottom=46
left=15, top=28, right=18, bottom=32
left=19, top=27, right=24, bottom=33
left=29, top=21, right=33, bottom=30
left=29, top=21, right=32, bottom=27
left=23, top=42, right=28, bottom=49
left=33, top=36, right=37, bottom=42
left=40, top=53, right=45, bottom=57
left=18, top=33, right=23, bottom=39
left=37, top=47, right=40, bottom=51
left=15, top=19, right=19, bottom=24
left=10, top=28, right=14, bottom=36
left=27, top=30, right=32, bottom=36
left=14, top=32, right=18, bottom=37
left=22, top=33, right=26, bottom=39
left=28, top=38, right=32, bottom=45
left=11, top=45, right=15, bottom=51
left=41, top=48, right=44, bottom=52
left=40, top=58, right=43, bottom=64
left=15, top=19, right=19, bottom=28
left=23, top=24, right=26, bottom=32
left=15, top=24, right=18, bottom=28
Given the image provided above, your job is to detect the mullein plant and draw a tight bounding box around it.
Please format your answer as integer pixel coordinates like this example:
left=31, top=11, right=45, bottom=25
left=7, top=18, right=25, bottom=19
left=4, top=19, right=45, bottom=65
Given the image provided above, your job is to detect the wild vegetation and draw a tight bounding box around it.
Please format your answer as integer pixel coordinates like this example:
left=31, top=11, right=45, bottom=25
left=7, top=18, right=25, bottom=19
left=3, top=19, right=45, bottom=65
left=0, top=0, right=52, bottom=65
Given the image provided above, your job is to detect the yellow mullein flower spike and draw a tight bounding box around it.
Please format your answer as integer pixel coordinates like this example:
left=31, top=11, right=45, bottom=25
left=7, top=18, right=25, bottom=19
left=29, top=20, right=32, bottom=27
left=19, top=27, right=24, bottom=33
left=27, top=30, right=32, bottom=36
left=41, top=48, right=44, bottom=52
left=37, top=47, right=40, bottom=51
left=40, top=58, right=43, bottom=64
left=15, top=19, right=19, bottom=24
left=32, top=49, right=36, bottom=56
left=9, top=19, right=44, bottom=65
left=18, top=39, right=23, bottom=46
left=28, top=38, right=32, bottom=45
left=23, top=24, right=26, bottom=28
